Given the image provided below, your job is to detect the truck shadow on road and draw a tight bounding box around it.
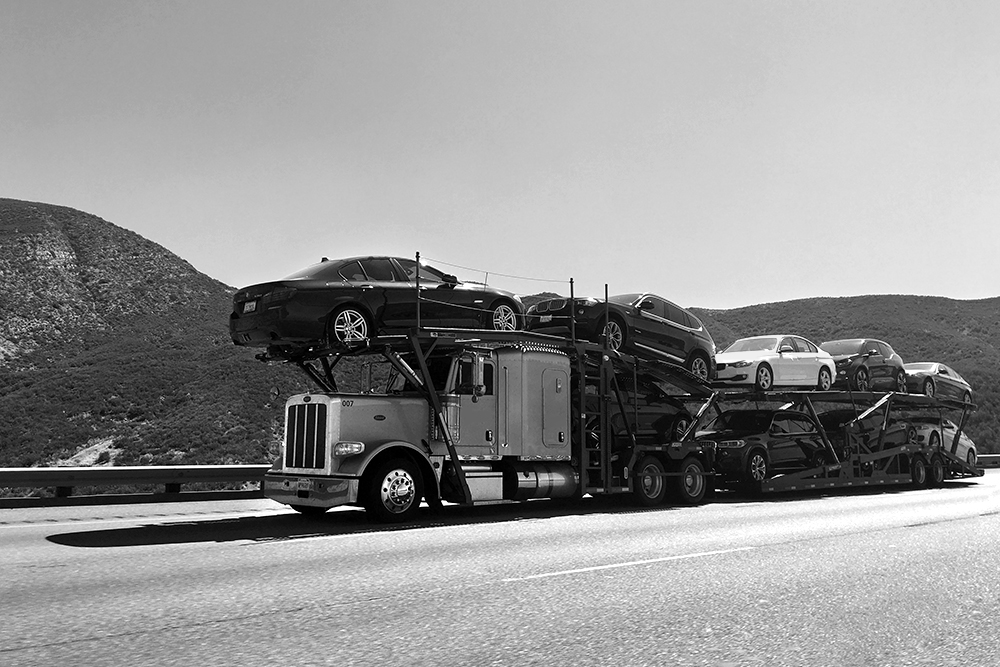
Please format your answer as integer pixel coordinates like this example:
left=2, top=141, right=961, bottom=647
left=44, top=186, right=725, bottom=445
left=45, top=480, right=980, bottom=549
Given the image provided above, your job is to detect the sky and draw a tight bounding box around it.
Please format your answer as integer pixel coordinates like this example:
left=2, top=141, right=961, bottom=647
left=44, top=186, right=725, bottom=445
left=1, top=0, right=998, bottom=310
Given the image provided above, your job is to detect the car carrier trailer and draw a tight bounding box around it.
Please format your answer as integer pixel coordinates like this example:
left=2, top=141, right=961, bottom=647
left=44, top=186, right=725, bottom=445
left=684, top=388, right=983, bottom=495
left=258, top=329, right=718, bottom=522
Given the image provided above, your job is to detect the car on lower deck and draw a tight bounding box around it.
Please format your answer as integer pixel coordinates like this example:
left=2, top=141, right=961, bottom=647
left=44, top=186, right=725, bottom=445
left=908, top=416, right=978, bottom=467
left=229, top=256, right=524, bottom=354
left=696, top=409, right=828, bottom=494
left=525, top=293, right=716, bottom=380
left=904, top=362, right=973, bottom=403
left=819, top=338, right=907, bottom=392
left=714, top=335, right=835, bottom=391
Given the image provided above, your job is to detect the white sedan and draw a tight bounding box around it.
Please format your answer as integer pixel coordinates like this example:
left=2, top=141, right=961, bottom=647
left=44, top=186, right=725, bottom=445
left=714, top=335, right=836, bottom=391
left=910, top=416, right=978, bottom=467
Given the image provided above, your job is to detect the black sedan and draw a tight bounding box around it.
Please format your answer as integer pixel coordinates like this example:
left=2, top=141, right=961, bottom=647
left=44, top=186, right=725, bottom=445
left=230, top=256, right=524, bottom=351
left=696, top=409, right=829, bottom=494
left=525, top=293, right=716, bottom=380
left=904, top=362, right=973, bottom=403
left=819, top=338, right=907, bottom=392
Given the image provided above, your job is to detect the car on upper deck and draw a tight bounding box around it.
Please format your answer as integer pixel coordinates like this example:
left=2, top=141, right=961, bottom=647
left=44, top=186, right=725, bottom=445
left=904, top=362, right=973, bottom=403
left=714, top=335, right=835, bottom=391
left=524, top=293, right=716, bottom=380
left=229, top=256, right=524, bottom=353
left=819, top=338, right=907, bottom=392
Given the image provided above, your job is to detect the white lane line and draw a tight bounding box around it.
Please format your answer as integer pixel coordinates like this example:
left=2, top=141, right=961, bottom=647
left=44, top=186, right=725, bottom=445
left=502, top=546, right=757, bottom=582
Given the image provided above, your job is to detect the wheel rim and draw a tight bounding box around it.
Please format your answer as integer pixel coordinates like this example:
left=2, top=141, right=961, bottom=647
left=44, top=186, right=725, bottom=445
left=964, top=392, right=971, bottom=404
left=748, top=453, right=767, bottom=482
left=896, top=372, right=907, bottom=392
left=930, top=432, right=940, bottom=449
left=818, top=369, right=832, bottom=391
left=932, top=458, right=944, bottom=483
left=913, top=459, right=926, bottom=485
left=680, top=463, right=704, bottom=499
left=492, top=304, right=518, bottom=330
left=923, top=380, right=934, bottom=397
left=674, top=418, right=690, bottom=440
left=379, top=468, right=417, bottom=514
left=757, top=367, right=772, bottom=390
left=855, top=369, right=869, bottom=391
left=604, top=321, right=624, bottom=351
left=333, top=309, right=368, bottom=343
left=689, top=356, right=709, bottom=380
left=968, top=450, right=977, bottom=467
left=639, top=463, right=664, bottom=499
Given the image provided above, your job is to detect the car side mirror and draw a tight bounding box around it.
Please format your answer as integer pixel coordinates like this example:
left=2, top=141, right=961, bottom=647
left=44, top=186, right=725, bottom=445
left=778, top=344, right=794, bottom=353
left=442, top=273, right=459, bottom=285
left=867, top=349, right=879, bottom=356
left=637, top=300, right=654, bottom=311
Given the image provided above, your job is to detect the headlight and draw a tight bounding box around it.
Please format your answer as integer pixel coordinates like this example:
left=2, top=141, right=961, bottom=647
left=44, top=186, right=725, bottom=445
left=731, top=360, right=753, bottom=368
left=836, top=357, right=854, bottom=367
left=333, top=441, right=365, bottom=456
left=717, top=439, right=747, bottom=448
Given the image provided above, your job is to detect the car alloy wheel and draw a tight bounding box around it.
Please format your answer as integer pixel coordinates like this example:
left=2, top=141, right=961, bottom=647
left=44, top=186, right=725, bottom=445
left=687, top=354, right=710, bottom=381
left=922, top=378, right=935, bottom=397
left=895, top=371, right=907, bottom=393
left=491, top=303, right=519, bottom=331
left=755, top=364, right=773, bottom=391
left=853, top=368, right=869, bottom=392
left=602, top=318, right=625, bottom=352
left=330, top=307, right=370, bottom=345
left=817, top=367, right=832, bottom=391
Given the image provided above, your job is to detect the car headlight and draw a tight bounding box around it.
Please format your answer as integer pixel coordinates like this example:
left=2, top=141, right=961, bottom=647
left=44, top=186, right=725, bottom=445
left=333, top=441, right=365, bottom=456
left=717, top=439, right=747, bottom=448
left=731, top=360, right=753, bottom=368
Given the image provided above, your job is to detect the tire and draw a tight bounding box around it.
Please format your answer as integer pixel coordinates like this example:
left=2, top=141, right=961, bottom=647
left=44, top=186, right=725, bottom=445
left=816, top=367, right=833, bottom=391
left=687, top=353, right=710, bottom=381
left=928, top=455, right=945, bottom=487
left=602, top=317, right=626, bottom=352
left=929, top=431, right=941, bottom=450
left=328, top=306, right=371, bottom=346
left=910, top=456, right=928, bottom=488
left=967, top=449, right=977, bottom=469
left=743, top=449, right=769, bottom=496
left=963, top=391, right=972, bottom=404
left=754, top=364, right=773, bottom=391
left=895, top=371, right=907, bottom=393
left=490, top=301, right=520, bottom=331
left=922, top=378, right=935, bottom=397
left=633, top=455, right=667, bottom=507
left=290, top=505, right=328, bottom=517
left=853, top=367, right=870, bottom=392
left=674, top=457, right=707, bottom=505
left=363, top=458, right=423, bottom=523
left=672, top=415, right=691, bottom=441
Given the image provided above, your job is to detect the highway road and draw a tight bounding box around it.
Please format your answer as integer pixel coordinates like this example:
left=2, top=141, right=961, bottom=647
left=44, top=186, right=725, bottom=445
left=3, top=473, right=1000, bottom=667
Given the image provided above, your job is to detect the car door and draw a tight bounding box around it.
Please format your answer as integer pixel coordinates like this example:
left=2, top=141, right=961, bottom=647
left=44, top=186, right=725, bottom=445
left=863, top=340, right=888, bottom=388
left=631, top=296, right=687, bottom=365
left=775, top=337, right=804, bottom=383
left=793, top=337, right=823, bottom=386
left=334, top=259, right=394, bottom=327
left=392, top=258, right=461, bottom=328
left=936, top=365, right=960, bottom=400
left=356, top=257, right=415, bottom=330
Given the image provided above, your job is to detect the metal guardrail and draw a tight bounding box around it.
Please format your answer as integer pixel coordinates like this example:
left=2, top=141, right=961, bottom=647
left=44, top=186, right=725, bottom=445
left=0, top=464, right=271, bottom=508
left=980, top=454, right=1000, bottom=468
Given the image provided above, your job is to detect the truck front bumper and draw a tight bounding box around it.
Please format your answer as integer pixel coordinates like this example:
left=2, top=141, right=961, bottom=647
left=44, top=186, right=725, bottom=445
left=263, top=472, right=360, bottom=509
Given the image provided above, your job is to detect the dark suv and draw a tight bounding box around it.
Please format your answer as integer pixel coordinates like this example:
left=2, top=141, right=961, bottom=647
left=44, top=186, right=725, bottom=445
left=819, top=339, right=906, bottom=392
left=525, top=293, right=716, bottom=380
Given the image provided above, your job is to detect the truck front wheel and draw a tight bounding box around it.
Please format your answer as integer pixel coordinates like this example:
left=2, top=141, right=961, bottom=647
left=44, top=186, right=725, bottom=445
left=364, top=458, right=424, bottom=523
left=633, top=455, right=668, bottom=507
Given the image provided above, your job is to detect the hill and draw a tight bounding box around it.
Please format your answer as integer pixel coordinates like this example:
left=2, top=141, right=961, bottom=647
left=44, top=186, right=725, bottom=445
left=0, top=198, right=996, bottom=470
left=0, top=198, right=310, bottom=468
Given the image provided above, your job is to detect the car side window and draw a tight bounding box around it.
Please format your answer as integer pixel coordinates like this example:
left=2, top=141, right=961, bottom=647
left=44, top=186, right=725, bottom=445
left=663, top=301, right=686, bottom=327
left=362, top=258, right=396, bottom=282
left=795, top=337, right=817, bottom=353
left=939, top=366, right=951, bottom=376
left=787, top=416, right=816, bottom=434
left=397, top=259, right=444, bottom=283
left=339, top=260, right=366, bottom=282
left=865, top=341, right=882, bottom=356
left=877, top=342, right=893, bottom=357
left=770, top=417, right=789, bottom=434
left=779, top=337, right=797, bottom=352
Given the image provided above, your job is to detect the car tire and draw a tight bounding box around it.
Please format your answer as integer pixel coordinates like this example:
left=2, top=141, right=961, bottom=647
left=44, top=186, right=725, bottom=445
left=928, top=454, right=945, bottom=487
left=963, top=391, right=972, bottom=404
left=327, top=306, right=371, bottom=347
left=686, top=352, right=711, bottom=381
left=754, top=364, right=773, bottom=391
left=967, top=449, right=977, bottom=469
left=816, top=367, right=833, bottom=391
left=929, top=431, right=941, bottom=450
left=674, top=457, right=707, bottom=505
left=363, top=458, right=423, bottom=523
left=743, top=449, right=769, bottom=496
left=853, top=367, right=870, bottom=392
left=489, top=301, right=520, bottom=331
left=894, top=370, right=907, bottom=393
left=602, top=316, right=626, bottom=352
left=672, top=415, right=691, bottom=441
left=633, top=455, right=667, bottom=507
left=922, top=378, right=935, bottom=397
left=910, top=456, right=928, bottom=487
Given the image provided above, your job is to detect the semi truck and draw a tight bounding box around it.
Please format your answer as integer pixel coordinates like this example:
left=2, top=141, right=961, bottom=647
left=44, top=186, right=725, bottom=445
left=259, top=330, right=717, bottom=522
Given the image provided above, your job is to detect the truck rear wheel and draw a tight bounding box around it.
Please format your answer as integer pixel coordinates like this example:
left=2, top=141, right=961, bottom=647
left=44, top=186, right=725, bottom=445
left=674, top=457, right=706, bottom=505
left=910, top=456, right=928, bottom=488
left=633, top=455, right=667, bottom=507
left=364, top=458, right=423, bottom=523
left=928, top=454, right=945, bottom=487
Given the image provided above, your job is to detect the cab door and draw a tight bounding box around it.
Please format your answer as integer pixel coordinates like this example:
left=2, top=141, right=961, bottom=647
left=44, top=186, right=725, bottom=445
left=454, top=356, right=498, bottom=455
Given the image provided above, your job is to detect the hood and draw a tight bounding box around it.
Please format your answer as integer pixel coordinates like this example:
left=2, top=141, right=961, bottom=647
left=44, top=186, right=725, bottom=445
left=715, top=350, right=771, bottom=364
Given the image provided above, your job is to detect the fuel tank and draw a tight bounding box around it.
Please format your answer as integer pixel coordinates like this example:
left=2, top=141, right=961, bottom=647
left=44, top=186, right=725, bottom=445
left=502, top=462, right=579, bottom=500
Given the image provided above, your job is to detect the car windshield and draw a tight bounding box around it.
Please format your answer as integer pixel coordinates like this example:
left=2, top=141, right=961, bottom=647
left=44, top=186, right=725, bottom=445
left=905, top=363, right=936, bottom=371
left=702, top=411, right=773, bottom=434
left=821, top=340, right=864, bottom=355
left=724, top=337, right=778, bottom=353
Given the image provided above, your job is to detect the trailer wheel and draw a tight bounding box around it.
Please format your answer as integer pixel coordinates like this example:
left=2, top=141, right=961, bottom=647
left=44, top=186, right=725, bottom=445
left=743, top=450, right=769, bottom=496
left=633, top=456, right=667, bottom=507
left=674, top=457, right=707, bottom=505
left=364, top=458, right=423, bottom=523
left=928, top=455, right=945, bottom=487
left=910, top=456, right=928, bottom=488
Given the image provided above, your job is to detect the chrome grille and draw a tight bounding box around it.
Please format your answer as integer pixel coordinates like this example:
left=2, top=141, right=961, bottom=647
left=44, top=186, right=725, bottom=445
left=285, top=403, right=327, bottom=469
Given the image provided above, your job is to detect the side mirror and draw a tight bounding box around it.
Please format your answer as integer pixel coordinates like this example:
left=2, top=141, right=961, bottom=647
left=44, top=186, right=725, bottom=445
left=779, top=344, right=794, bottom=353
left=442, top=274, right=459, bottom=285
left=867, top=349, right=879, bottom=356
left=637, top=300, right=654, bottom=311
